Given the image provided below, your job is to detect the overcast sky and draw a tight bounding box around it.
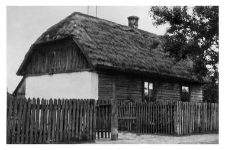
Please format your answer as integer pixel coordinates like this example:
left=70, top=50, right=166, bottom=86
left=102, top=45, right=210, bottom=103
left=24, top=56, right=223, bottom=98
left=7, top=6, right=168, bottom=93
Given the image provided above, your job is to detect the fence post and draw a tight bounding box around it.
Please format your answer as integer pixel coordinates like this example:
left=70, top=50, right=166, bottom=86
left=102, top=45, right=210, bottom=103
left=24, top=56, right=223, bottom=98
left=111, top=99, right=118, bottom=140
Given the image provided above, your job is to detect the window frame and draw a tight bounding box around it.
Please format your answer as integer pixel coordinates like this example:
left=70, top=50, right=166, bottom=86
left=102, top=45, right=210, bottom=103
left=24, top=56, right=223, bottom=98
left=142, top=80, right=155, bottom=102
left=180, top=85, right=190, bottom=102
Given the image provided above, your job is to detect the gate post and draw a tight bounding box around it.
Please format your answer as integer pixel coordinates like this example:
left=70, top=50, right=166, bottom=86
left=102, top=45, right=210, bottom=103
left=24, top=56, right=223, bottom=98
left=111, top=99, right=118, bottom=140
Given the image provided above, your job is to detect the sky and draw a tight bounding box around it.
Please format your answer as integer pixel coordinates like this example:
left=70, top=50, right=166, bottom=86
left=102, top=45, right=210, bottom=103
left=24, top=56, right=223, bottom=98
left=6, top=6, right=169, bottom=93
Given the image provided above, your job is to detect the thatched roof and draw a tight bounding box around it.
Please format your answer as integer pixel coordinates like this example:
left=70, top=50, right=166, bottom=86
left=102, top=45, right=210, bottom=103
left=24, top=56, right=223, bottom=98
left=17, top=12, right=202, bottom=83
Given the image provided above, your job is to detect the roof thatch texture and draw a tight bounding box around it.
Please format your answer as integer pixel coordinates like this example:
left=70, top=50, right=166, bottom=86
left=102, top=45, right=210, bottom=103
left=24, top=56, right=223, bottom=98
left=17, top=12, right=200, bottom=82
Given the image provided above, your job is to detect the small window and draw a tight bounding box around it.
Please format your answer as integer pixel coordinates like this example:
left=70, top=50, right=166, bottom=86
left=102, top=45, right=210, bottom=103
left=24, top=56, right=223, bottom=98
left=143, top=81, right=154, bottom=102
left=181, top=86, right=190, bottom=102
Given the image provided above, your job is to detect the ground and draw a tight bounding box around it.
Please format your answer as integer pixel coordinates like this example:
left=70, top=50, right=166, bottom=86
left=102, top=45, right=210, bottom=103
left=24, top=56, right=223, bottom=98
left=95, top=132, right=219, bottom=144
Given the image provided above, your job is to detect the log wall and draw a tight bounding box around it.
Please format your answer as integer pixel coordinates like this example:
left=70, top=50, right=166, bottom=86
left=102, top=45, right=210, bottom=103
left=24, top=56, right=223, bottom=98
left=190, top=85, right=203, bottom=102
left=98, top=73, right=142, bottom=102
left=155, top=82, right=180, bottom=101
left=98, top=73, right=203, bottom=102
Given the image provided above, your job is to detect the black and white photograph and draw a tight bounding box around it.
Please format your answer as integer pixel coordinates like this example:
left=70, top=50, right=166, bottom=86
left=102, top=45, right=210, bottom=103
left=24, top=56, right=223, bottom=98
left=5, top=3, right=220, bottom=145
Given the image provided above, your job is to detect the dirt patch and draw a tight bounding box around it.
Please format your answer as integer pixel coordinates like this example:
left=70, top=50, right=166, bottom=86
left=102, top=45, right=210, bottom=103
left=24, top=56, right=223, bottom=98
left=95, top=132, right=219, bottom=144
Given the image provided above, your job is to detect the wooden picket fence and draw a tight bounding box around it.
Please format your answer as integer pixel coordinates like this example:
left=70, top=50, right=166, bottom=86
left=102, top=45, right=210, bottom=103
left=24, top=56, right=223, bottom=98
left=7, top=94, right=219, bottom=144
left=7, top=96, right=97, bottom=144
left=96, top=100, right=111, bottom=139
left=174, top=101, right=219, bottom=135
left=118, top=101, right=219, bottom=135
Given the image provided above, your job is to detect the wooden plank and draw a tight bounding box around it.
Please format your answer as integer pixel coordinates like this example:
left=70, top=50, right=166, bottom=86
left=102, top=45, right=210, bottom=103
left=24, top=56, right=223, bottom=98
left=30, top=99, right=35, bottom=143
left=133, top=102, right=136, bottom=132
left=31, top=99, right=36, bottom=144
left=169, top=101, right=172, bottom=135
left=93, top=100, right=96, bottom=140
left=203, top=103, right=206, bottom=133
left=178, top=101, right=181, bottom=135
left=86, top=100, right=90, bottom=139
left=55, top=99, right=61, bottom=142
left=107, top=100, right=110, bottom=138
left=25, top=99, right=31, bottom=144
left=189, top=102, right=191, bottom=134
left=144, top=102, right=147, bottom=133
left=16, top=99, right=23, bottom=144
left=108, top=100, right=111, bottom=137
left=174, top=101, right=178, bottom=135
left=67, top=99, right=72, bottom=142
left=147, top=102, right=150, bottom=133
left=59, top=100, right=64, bottom=142
left=189, top=102, right=192, bottom=134
left=71, top=99, right=76, bottom=140
left=52, top=99, right=57, bottom=143
left=38, top=99, right=44, bottom=144
left=213, top=103, right=216, bottom=132
left=21, top=99, right=27, bottom=144
left=63, top=99, right=68, bottom=141
left=138, top=102, right=141, bottom=133
left=35, top=98, right=40, bottom=143
left=156, top=102, right=159, bottom=134
left=100, top=101, right=104, bottom=138
left=199, top=103, right=202, bottom=133
left=171, top=101, right=173, bottom=134
left=160, top=103, right=163, bottom=134
left=43, top=100, right=48, bottom=143
left=96, top=101, right=99, bottom=139
left=7, top=96, right=13, bottom=144
left=205, top=103, right=207, bottom=132
left=191, top=102, right=194, bottom=134
left=181, top=102, right=184, bottom=135
left=162, top=103, right=164, bottom=134
left=209, top=103, right=212, bottom=132
left=79, top=100, right=83, bottom=140
left=89, top=100, right=93, bottom=140
left=162, top=102, right=165, bottom=135
left=83, top=100, right=87, bottom=139
left=47, top=99, right=53, bottom=143
left=183, top=102, right=186, bottom=135
left=185, top=102, right=187, bottom=135
left=151, top=102, right=153, bottom=134
left=165, top=102, right=168, bottom=135
left=168, top=101, right=171, bottom=135
left=11, top=98, right=18, bottom=144
left=185, top=102, right=188, bottom=134
left=193, top=103, right=198, bottom=133
left=142, top=102, right=144, bottom=133
left=75, top=100, right=80, bottom=140
left=166, top=102, right=169, bottom=135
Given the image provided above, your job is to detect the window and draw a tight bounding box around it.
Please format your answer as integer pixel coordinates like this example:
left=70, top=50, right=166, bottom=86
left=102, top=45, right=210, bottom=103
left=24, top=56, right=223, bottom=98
left=143, top=81, right=154, bottom=102
left=181, top=86, right=190, bottom=102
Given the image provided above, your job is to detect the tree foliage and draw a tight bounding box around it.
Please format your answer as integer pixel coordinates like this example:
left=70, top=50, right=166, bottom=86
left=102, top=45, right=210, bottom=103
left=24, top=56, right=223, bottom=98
left=149, top=6, right=218, bottom=102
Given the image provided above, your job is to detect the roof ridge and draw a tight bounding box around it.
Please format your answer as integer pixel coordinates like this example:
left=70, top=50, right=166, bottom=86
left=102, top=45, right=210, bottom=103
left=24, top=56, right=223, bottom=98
left=70, top=12, right=159, bottom=37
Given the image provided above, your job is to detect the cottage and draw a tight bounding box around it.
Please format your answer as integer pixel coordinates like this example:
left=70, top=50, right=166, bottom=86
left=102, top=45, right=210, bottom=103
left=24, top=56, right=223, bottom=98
left=13, top=12, right=204, bottom=102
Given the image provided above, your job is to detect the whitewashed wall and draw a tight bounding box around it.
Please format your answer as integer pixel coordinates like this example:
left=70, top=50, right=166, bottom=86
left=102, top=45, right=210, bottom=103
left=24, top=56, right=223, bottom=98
left=25, top=71, right=98, bottom=100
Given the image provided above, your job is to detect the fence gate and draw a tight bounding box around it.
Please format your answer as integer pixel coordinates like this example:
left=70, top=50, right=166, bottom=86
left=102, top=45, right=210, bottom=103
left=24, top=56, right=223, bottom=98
left=95, top=100, right=112, bottom=139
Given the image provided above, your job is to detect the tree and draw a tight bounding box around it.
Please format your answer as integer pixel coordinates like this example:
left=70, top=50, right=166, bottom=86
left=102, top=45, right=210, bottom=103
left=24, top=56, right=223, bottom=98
left=149, top=6, right=218, bottom=102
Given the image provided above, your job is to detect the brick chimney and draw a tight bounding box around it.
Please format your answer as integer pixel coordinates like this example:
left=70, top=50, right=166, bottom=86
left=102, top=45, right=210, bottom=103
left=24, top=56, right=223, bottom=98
left=128, top=16, right=139, bottom=29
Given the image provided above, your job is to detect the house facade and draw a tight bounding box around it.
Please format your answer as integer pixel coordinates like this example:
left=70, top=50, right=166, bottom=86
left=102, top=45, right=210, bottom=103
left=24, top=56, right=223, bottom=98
left=13, top=12, right=204, bottom=102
